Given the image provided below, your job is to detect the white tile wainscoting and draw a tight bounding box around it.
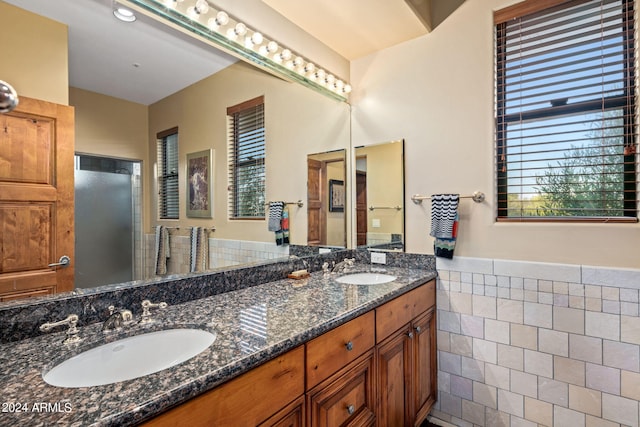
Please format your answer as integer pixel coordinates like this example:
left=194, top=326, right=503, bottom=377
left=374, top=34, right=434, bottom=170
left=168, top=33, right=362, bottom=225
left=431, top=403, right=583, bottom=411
left=143, top=235, right=289, bottom=278
left=433, top=257, right=640, bottom=427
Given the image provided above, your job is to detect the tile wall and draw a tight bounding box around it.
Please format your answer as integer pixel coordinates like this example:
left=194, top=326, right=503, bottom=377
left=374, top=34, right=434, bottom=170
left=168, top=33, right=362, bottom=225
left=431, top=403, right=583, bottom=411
left=433, top=257, right=640, bottom=427
left=144, top=235, right=289, bottom=278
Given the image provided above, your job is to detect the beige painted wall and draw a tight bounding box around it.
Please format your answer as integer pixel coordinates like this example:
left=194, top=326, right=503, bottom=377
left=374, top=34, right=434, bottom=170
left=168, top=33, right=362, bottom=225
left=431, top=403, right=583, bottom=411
left=350, top=0, right=640, bottom=269
left=0, top=1, right=68, bottom=105
left=70, top=87, right=149, bottom=161
left=148, top=61, right=351, bottom=244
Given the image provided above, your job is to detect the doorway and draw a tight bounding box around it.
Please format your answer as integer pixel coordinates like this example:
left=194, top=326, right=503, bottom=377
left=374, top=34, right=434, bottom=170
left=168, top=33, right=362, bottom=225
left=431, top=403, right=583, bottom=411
left=74, top=155, right=142, bottom=289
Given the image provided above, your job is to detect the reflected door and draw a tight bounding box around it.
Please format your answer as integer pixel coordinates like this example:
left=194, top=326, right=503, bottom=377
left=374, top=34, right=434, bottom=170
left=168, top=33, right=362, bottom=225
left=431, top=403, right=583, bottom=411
left=307, top=158, right=325, bottom=245
left=0, top=97, right=75, bottom=301
left=356, top=171, right=367, bottom=246
left=75, top=169, right=132, bottom=288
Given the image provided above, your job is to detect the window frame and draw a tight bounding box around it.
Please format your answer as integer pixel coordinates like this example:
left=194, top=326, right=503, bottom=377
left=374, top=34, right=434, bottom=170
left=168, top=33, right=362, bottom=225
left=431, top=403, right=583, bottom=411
left=494, top=0, right=638, bottom=222
left=227, top=96, right=266, bottom=220
left=157, top=127, right=179, bottom=220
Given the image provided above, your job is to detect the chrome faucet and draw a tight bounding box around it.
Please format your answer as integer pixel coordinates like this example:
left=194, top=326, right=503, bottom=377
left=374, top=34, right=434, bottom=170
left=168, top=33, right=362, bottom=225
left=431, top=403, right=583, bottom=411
left=332, top=258, right=355, bottom=273
left=40, top=314, right=82, bottom=344
left=141, top=300, right=168, bottom=323
left=102, top=306, right=133, bottom=331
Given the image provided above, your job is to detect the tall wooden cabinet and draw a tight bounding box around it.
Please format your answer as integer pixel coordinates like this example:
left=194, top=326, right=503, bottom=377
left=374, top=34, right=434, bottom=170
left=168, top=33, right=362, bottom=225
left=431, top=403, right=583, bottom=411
left=376, top=281, right=437, bottom=427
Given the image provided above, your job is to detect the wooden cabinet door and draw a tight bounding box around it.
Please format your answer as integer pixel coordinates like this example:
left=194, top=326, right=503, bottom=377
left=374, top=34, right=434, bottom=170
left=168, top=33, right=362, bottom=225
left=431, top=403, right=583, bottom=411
left=412, top=308, right=437, bottom=426
left=376, top=328, right=412, bottom=427
left=0, top=96, right=74, bottom=299
left=307, top=350, right=376, bottom=427
left=259, top=395, right=305, bottom=427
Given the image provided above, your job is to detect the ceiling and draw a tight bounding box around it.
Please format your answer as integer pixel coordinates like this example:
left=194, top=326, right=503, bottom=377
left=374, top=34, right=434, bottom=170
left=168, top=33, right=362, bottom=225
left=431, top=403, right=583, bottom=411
left=3, top=0, right=443, bottom=105
left=261, top=0, right=429, bottom=60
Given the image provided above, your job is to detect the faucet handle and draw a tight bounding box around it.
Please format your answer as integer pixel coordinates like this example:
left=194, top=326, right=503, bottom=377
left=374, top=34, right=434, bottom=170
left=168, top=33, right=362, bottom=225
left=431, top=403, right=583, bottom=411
left=40, top=314, right=81, bottom=344
left=141, top=300, right=168, bottom=323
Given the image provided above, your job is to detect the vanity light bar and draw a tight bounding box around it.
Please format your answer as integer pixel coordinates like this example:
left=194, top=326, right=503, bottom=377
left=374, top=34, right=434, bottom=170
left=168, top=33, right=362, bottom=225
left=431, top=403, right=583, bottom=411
left=121, top=0, right=352, bottom=101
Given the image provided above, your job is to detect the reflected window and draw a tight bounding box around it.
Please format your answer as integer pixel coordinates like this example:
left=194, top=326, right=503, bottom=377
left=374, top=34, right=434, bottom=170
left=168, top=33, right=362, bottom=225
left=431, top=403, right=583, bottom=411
left=227, top=96, right=266, bottom=219
left=157, top=127, right=179, bottom=219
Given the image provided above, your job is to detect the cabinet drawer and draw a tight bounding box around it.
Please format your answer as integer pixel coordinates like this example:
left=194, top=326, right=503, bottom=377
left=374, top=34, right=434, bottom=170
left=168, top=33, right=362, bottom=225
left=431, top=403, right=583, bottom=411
left=375, top=280, right=435, bottom=343
left=142, top=346, right=304, bottom=427
left=307, top=350, right=376, bottom=427
left=306, top=311, right=375, bottom=390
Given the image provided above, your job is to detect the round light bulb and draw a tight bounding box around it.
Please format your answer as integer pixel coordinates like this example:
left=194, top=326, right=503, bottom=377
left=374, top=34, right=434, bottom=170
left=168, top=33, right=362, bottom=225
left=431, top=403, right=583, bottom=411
left=266, top=41, right=278, bottom=53
left=251, top=32, right=263, bottom=45
left=194, top=0, right=209, bottom=14
left=315, top=69, right=326, bottom=82
left=335, top=80, right=345, bottom=90
left=234, top=23, right=247, bottom=36
left=293, top=57, right=304, bottom=68
left=343, top=84, right=352, bottom=94
left=304, top=63, right=315, bottom=74
left=326, top=74, right=335, bottom=85
left=280, top=49, right=292, bottom=61
left=215, top=11, right=229, bottom=26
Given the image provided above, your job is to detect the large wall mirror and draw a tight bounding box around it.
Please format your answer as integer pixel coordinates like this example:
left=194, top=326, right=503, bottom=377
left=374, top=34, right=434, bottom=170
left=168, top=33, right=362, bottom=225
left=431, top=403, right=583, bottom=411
left=355, top=140, right=405, bottom=249
left=1, top=0, right=350, bottom=299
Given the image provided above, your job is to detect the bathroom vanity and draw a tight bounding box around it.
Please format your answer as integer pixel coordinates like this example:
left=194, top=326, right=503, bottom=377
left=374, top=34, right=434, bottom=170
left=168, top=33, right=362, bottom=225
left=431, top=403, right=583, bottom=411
left=0, top=252, right=436, bottom=426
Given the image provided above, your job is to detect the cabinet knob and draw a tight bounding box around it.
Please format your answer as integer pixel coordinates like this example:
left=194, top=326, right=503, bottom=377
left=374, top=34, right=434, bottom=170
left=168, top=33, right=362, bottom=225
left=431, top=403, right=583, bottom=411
left=407, top=331, right=414, bottom=339
left=345, top=341, right=353, bottom=351
left=415, top=326, right=422, bottom=333
left=347, top=404, right=355, bottom=415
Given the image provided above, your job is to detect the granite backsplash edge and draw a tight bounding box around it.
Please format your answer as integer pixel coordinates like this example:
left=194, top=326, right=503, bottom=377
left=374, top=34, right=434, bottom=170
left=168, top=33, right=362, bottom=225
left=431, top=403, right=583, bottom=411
left=0, top=249, right=435, bottom=343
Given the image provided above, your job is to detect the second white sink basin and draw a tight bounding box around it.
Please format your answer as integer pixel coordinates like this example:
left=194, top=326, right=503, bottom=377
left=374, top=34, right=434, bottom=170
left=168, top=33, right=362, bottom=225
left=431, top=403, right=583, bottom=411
left=43, top=328, right=216, bottom=388
left=335, top=272, right=397, bottom=285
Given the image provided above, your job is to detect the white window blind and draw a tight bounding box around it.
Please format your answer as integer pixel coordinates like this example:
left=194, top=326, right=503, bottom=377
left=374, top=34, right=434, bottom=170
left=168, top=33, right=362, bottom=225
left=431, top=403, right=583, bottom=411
left=227, top=96, right=265, bottom=219
left=157, top=127, right=179, bottom=219
left=495, top=0, right=637, bottom=220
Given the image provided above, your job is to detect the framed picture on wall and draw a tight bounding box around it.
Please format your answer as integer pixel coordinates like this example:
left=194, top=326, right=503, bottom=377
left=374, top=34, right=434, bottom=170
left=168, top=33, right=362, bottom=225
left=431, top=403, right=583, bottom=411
left=186, top=149, right=213, bottom=218
left=329, top=179, right=345, bottom=212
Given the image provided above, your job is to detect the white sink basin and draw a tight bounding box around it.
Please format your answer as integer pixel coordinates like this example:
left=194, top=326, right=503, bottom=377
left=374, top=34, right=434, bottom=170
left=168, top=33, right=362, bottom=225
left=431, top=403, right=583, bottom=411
left=335, top=272, right=397, bottom=285
left=43, top=328, right=216, bottom=388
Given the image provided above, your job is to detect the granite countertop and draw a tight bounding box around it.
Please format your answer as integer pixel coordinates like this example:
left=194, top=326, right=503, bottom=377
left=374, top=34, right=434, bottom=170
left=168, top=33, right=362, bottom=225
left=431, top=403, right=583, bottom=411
left=0, top=265, right=436, bottom=427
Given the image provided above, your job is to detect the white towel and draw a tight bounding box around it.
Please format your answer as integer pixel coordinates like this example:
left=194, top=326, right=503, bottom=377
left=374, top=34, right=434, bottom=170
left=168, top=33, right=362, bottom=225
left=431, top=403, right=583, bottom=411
left=190, top=227, right=209, bottom=273
left=154, top=225, right=170, bottom=275
left=429, top=194, right=459, bottom=238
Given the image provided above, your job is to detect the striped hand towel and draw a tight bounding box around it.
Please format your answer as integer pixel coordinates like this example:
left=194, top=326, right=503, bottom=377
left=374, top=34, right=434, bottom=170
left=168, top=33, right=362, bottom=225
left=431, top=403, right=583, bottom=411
left=154, top=225, right=170, bottom=275
left=429, top=194, right=459, bottom=238
left=268, top=201, right=284, bottom=231
left=430, top=194, right=459, bottom=259
left=190, top=227, right=209, bottom=273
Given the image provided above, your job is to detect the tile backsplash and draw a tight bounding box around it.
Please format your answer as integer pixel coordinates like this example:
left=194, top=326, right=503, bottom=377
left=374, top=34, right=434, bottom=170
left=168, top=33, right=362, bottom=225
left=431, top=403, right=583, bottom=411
left=433, top=257, right=640, bottom=427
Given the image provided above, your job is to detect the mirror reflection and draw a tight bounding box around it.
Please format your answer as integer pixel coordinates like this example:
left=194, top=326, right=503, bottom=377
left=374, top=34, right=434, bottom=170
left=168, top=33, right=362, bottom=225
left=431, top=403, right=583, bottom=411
left=355, top=140, right=405, bottom=248
left=307, top=150, right=347, bottom=248
left=0, top=0, right=351, bottom=302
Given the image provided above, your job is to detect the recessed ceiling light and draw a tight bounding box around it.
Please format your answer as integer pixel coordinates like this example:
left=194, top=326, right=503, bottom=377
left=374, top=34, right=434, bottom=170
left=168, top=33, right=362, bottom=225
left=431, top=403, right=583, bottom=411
left=113, top=5, right=136, bottom=22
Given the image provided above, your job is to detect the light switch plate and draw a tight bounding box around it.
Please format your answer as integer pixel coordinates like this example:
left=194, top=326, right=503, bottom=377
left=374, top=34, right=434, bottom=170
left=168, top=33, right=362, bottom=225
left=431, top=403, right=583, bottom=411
left=319, top=248, right=331, bottom=254
left=371, top=252, right=386, bottom=264
left=372, top=219, right=381, bottom=228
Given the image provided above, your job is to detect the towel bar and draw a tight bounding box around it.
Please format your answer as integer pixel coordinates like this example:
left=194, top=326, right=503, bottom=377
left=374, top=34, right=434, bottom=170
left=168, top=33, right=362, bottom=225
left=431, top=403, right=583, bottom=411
left=411, top=191, right=485, bottom=204
left=369, top=205, right=402, bottom=211
left=265, top=200, right=304, bottom=208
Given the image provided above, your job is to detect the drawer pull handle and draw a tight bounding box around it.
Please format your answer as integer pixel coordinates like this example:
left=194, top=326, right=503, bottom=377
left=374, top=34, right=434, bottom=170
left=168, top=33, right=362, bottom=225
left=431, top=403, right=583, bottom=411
left=347, top=404, right=355, bottom=415
left=407, top=331, right=414, bottom=339
left=345, top=341, right=353, bottom=351
left=415, top=326, right=422, bottom=333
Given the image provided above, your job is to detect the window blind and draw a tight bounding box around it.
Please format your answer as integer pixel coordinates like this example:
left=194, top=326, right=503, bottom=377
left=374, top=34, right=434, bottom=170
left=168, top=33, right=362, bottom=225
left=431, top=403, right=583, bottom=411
left=227, top=96, right=265, bottom=219
left=495, top=0, right=637, bottom=220
left=157, top=128, right=179, bottom=219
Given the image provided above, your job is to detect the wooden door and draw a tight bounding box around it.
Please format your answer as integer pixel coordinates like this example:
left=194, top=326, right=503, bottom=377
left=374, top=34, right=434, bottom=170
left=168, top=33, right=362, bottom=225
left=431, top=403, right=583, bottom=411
left=356, top=171, right=367, bottom=246
left=0, top=96, right=74, bottom=300
left=376, top=329, right=412, bottom=427
left=307, top=158, right=325, bottom=245
left=412, top=308, right=437, bottom=426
